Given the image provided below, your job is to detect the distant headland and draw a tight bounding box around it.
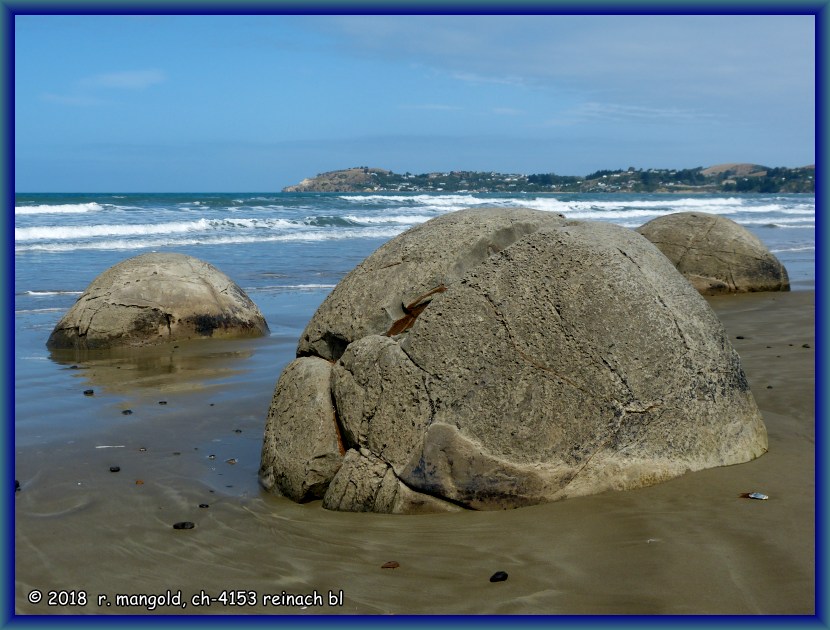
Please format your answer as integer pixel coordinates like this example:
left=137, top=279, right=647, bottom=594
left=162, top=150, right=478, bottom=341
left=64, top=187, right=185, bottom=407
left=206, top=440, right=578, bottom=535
left=283, top=163, right=815, bottom=194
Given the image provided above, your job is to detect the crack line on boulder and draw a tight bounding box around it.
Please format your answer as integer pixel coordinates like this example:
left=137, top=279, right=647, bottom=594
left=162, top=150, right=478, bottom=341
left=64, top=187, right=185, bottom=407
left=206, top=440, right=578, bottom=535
left=480, top=292, right=595, bottom=398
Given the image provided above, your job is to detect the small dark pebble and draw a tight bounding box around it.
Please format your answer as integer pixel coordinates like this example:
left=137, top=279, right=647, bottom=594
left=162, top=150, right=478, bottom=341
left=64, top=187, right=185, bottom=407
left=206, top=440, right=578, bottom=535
left=139, top=447, right=147, bottom=452
left=209, top=403, right=215, bottom=407
left=208, top=454, right=216, bottom=460
left=70, top=365, right=79, bottom=370
left=122, top=409, right=133, bottom=415
left=173, top=521, right=195, bottom=530
left=174, top=345, right=179, bottom=348
left=15, top=480, right=20, bottom=492
left=83, top=389, right=94, bottom=396
left=789, top=344, right=794, bottom=347
left=490, top=571, right=508, bottom=583
left=199, top=503, right=210, bottom=509
left=173, top=451, right=181, bottom=456
left=803, top=343, right=811, bottom=348
left=233, top=429, right=242, bottom=434
left=158, top=401, right=167, bottom=405
left=109, top=466, right=121, bottom=473
left=735, top=336, right=744, bottom=340
left=381, top=561, right=400, bottom=569
left=767, top=385, right=773, bottom=389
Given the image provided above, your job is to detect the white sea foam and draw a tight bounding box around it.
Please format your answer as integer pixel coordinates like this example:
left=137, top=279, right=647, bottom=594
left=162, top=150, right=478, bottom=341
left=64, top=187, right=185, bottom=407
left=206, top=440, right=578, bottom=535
left=343, top=214, right=435, bottom=225
left=15, top=219, right=213, bottom=241
left=253, top=284, right=338, bottom=292
left=14, top=202, right=104, bottom=215
left=22, top=290, right=83, bottom=296
left=14, top=226, right=406, bottom=253
left=14, top=217, right=306, bottom=242
left=770, top=245, right=815, bottom=253
left=15, top=307, right=66, bottom=314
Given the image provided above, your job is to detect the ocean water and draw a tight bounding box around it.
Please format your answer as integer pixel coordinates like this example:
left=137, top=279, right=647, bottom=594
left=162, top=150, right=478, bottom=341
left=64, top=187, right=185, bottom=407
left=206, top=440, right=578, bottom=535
left=14, top=191, right=815, bottom=441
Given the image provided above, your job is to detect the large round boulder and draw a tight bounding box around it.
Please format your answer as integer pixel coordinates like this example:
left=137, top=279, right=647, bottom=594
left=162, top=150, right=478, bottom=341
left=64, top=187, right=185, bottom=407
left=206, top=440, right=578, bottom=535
left=47, top=253, right=269, bottom=351
left=297, top=206, right=569, bottom=361
left=636, top=212, right=789, bottom=294
left=260, top=208, right=767, bottom=513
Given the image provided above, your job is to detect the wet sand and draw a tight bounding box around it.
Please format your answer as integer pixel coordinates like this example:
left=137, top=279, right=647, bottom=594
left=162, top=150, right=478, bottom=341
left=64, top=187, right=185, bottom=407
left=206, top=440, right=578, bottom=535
left=14, top=291, right=815, bottom=615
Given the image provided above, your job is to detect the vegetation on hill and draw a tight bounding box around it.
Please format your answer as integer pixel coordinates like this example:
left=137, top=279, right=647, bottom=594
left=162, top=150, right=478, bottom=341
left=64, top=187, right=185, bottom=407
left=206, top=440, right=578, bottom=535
left=282, top=164, right=814, bottom=194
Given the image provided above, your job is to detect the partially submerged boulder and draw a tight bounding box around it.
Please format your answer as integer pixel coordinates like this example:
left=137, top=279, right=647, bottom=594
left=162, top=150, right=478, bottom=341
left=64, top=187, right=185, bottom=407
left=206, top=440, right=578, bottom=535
left=47, top=253, right=269, bottom=351
left=260, top=208, right=767, bottom=513
left=636, top=212, right=789, bottom=294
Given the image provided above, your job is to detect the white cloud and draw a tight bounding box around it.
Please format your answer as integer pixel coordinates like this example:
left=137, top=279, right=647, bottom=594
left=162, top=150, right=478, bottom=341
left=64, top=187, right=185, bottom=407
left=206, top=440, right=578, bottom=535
left=40, top=92, right=106, bottom=107
left=546, top=101, right=724, bottom=126
left=80, top=69, right=166, bottom=90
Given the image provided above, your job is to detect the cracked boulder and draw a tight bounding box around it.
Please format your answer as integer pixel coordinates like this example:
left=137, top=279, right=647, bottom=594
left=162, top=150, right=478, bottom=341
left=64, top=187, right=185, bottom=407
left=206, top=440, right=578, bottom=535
left=636, top=212, right=789, bottom=294
left=297, top=206, right=568, bottom=361
left=260, top=208, right=767, bottom=513
left=46, top=252, right=269, bottom=351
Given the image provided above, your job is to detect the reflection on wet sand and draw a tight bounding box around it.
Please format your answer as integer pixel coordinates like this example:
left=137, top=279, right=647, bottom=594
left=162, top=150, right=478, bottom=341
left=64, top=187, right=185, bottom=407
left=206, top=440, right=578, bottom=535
left=48, top=338, right=257, bottom=394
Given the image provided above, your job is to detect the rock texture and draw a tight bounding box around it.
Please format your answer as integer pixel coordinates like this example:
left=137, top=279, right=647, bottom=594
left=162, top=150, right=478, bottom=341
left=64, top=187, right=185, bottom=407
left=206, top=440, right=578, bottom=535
left=298, top=207, right=568, bottom=361
left=636, top=212, right=789, bottom=294
left=260, top=208, right=767, bottom=513
left=47, top=253, right=269, bottom=351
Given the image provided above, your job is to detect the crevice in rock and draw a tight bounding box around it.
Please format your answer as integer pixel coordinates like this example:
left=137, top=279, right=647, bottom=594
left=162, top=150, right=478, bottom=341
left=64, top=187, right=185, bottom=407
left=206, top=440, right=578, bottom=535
left=616, top=247, right=693, bottom=354
left=385, top=285, right=447, bottom=336
left=386, top=455, right=472, bottom=511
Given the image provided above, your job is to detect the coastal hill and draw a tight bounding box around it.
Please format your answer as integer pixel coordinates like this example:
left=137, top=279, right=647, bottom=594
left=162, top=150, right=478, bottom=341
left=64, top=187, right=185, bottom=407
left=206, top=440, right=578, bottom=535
left=282, top=163, right=814, bottom=194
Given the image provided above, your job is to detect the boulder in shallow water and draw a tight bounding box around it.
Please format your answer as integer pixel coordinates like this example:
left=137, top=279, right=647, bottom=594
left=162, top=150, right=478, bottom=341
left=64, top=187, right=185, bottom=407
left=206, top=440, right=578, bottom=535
left=47, top=253, right=269, bottom=351
left=636, top=212, right=789, bottom=294
left=261, top=208, right=767, bottom=513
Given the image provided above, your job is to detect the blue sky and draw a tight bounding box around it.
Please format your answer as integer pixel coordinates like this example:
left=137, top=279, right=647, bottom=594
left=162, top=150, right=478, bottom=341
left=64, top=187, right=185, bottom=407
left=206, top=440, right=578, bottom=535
left=14, top=13, right=815, bottom=192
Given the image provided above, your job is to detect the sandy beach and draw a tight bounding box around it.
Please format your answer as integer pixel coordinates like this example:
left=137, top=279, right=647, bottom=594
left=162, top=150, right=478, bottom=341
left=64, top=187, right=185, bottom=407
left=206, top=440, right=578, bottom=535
left=14, top=290, right=814, bottom=616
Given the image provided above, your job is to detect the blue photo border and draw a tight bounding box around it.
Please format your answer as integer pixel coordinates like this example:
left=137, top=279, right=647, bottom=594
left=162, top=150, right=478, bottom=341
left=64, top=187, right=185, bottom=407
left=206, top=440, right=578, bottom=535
left=2, top=1, right=825, bottom=627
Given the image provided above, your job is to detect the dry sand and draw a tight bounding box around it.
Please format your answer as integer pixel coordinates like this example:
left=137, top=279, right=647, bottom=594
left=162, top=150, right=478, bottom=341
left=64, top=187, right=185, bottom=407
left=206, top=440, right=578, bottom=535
left=14, top=291, right=815, bottom=615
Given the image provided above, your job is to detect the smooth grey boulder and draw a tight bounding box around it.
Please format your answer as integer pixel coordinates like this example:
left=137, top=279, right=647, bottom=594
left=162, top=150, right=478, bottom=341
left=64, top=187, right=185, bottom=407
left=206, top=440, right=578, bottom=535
left=259, top=357, right=344, bottom=502
left=47, top=253, right=269, bottom=351
left=636, top=212, right=789, bottom=294
left=261, top=208, right=767, bottom=513
left=297, top=207, right=568, bottom=361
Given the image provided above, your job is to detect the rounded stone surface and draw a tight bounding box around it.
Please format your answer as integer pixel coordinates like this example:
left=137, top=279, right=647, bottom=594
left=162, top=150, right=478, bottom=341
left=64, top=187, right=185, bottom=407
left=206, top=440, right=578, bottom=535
left=636, top=212, right=789, bottom=294
left=261, top=208, right=767, bottom=513
left=47, top=253, right=269, bottom=351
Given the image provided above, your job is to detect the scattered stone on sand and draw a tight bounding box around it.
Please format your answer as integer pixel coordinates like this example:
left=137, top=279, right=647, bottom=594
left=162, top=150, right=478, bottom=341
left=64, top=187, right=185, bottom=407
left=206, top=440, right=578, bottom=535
left=490, top=571, right=509, bottom=583
left=172, top=521, right=195, bottom=530
left=261, top=208, right=767, bottom=514
left=46, top=252, right=269, bottom=351
left=636, top=212, right=789, bottom=294
left=381, top=561, right=400, bottom=569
